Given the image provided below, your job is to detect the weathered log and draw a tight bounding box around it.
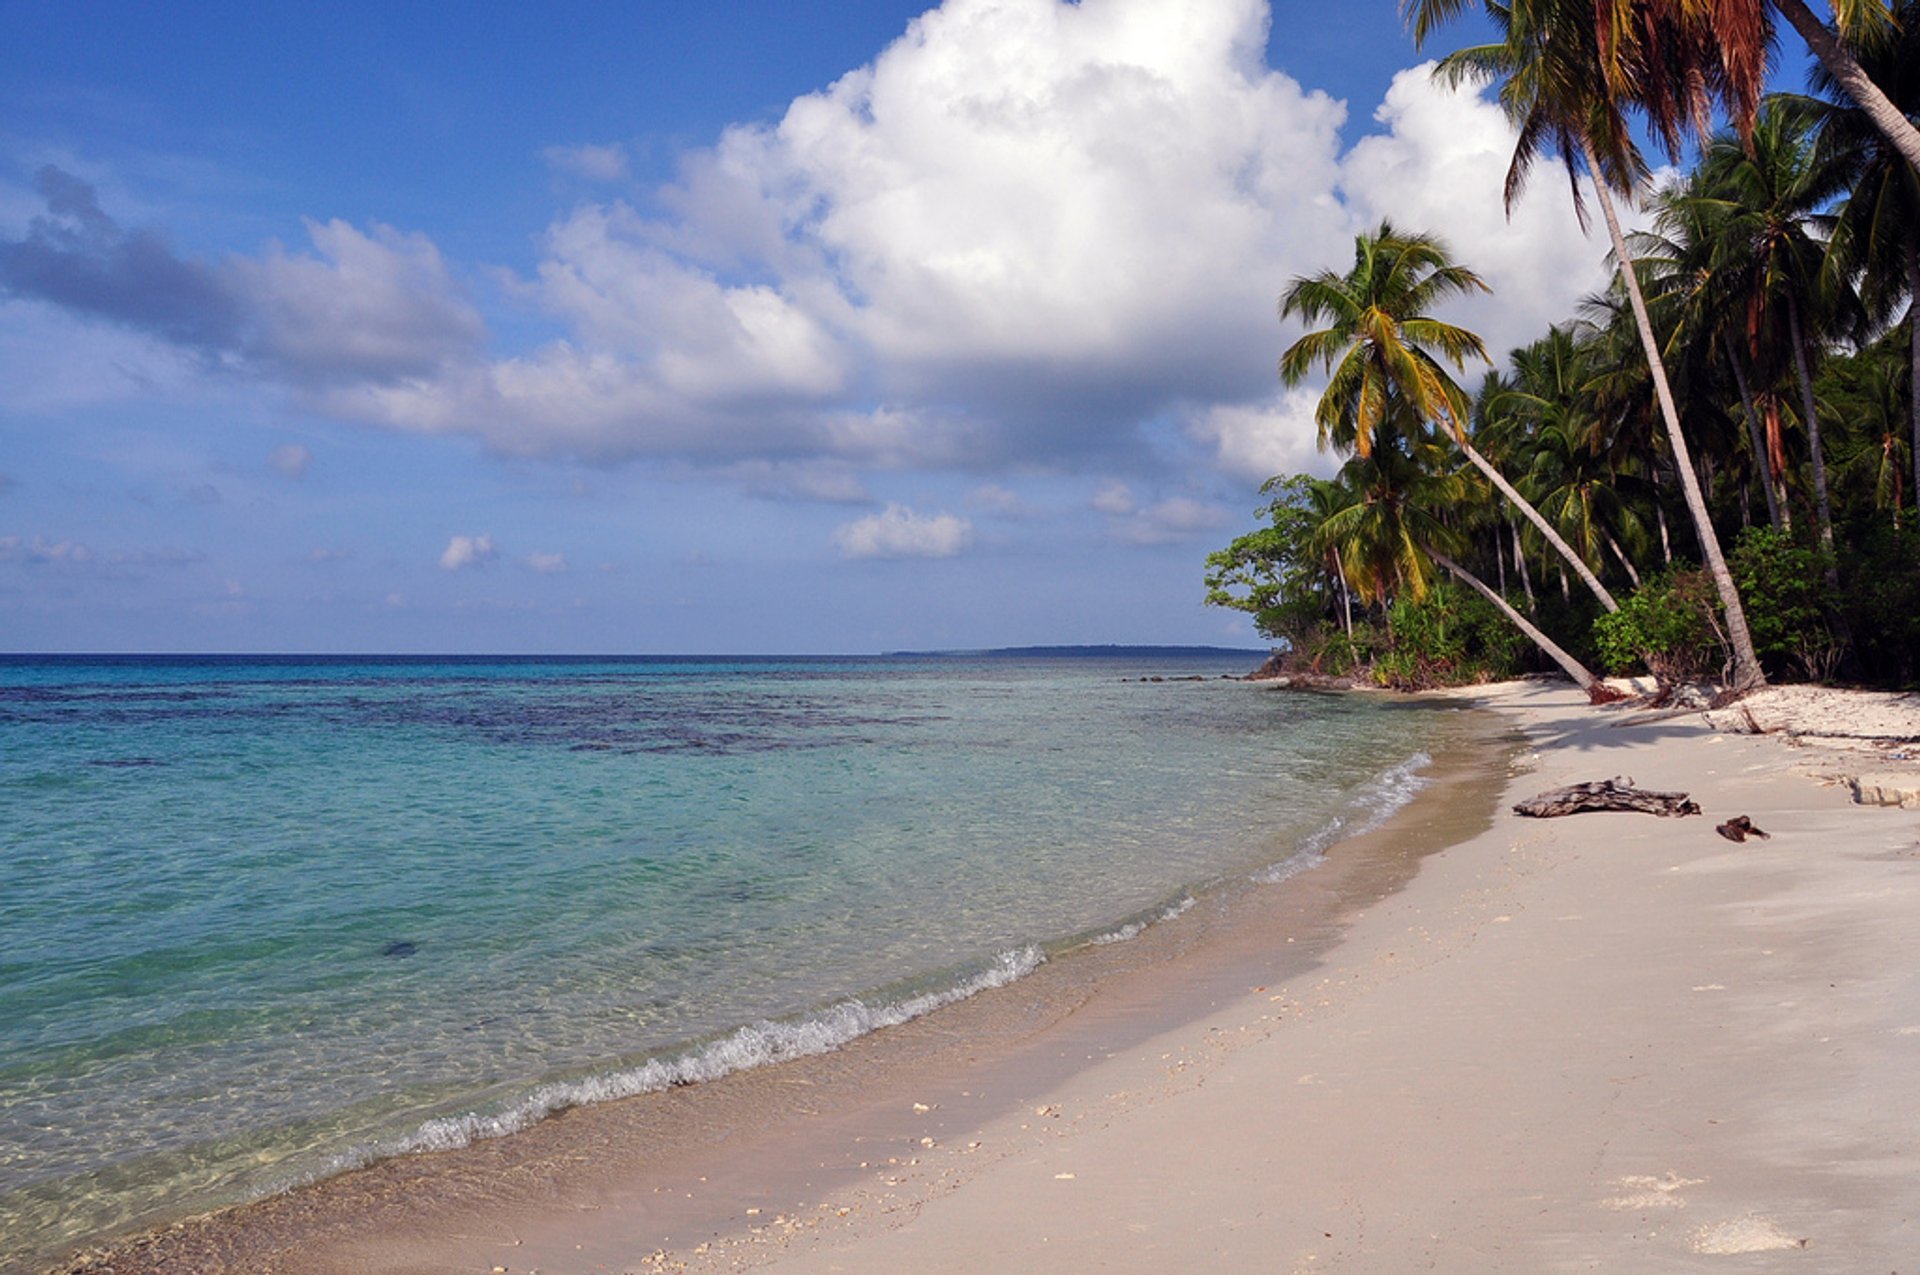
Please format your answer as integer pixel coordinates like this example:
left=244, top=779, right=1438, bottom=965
left=1513, top=776, right=1702, bottom=819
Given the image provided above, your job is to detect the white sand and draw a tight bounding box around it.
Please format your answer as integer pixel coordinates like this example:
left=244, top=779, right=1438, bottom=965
left=78, top=680, right=1920, bottom=1275
left=624, top=680, right=1920, bottom=1274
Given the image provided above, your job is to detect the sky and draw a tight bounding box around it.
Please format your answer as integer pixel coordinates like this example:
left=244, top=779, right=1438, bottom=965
left=0, top=0, right=1784, bottom=654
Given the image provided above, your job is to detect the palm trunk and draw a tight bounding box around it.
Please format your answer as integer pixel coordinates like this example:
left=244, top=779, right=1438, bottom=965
left=1332, top=546, right=1354, bottom=640
left=1786, top=295, right=1839, bottom=587
left=1459, top=440, right=1619, bottom=610
left=1657, top=500, right=1672, bottom=566
left=1724, top=332, right=1784, bottom=528
left=1583, top=135, right=1767, bottom=689
left=1771, top=0, right=1920, bottom=173
left=1513, top=520, right=1537, bottom=609
left=1428, top=547, right=1599, bottom=691
left=1606, top=533, right=1642, bottom=588
left=1909, top=247, right=1919, bottom=530
left=1763, top=398, right=1794, bottom=528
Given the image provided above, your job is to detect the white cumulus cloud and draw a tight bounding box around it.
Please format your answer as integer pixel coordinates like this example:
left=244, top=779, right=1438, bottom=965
left=1186, top=388, right=1332, bottom=483
left=1, top=2, right=1644, bottom=500
left=230, top=219, right=484, bottom=384
left=439, top=533, right=498, bottom=571
left=525, top=551, right=568, bottom=574
left=833, top=504, right=974, bottom=559
left=1338, top=64, right=1648, bottom=366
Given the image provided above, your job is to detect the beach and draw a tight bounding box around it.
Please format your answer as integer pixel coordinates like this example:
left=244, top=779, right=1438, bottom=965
left=56, top=676, right=1920, bottom=1273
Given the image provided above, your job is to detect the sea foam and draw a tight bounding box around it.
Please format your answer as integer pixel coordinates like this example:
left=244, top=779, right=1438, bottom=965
left=1254, top=749, right=1433, bottom=884
left=314, top=944, right=1046, bottom=1177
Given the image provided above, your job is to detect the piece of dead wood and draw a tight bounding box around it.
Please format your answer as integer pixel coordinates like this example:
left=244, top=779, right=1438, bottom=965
left=1715, top=814, right=1771, bottom=843
left=1513, top=776, right=1702, bottom=819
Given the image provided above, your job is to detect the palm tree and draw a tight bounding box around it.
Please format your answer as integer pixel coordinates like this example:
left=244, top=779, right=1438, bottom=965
left=1695, top=97, right=1859, bottom=578
left=1409, top=0, right=1920, bottom=173
left=1497, top=328, right=1651, bottom=585
left=1410, top=0, right=1769, bottom=688
left=1766, top=0, right=1920, bottom=172
left=1315, top=423, right=1606, bottom=690
left=1279, top=221, right=1621, bottom=611
left=1807, top=3, right=1920, bottom=531
left=1641, top=174, right=1791, bottom=528
left=1823, top=338, right=1912, bottom=526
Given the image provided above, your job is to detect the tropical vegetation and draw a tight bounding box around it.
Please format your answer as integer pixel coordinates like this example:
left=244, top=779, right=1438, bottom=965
left=1206, top=0, right=1919, bottom=692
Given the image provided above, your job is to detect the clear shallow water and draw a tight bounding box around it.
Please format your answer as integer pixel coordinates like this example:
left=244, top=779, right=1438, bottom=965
left=0, top=653, right=1466, bottom=1268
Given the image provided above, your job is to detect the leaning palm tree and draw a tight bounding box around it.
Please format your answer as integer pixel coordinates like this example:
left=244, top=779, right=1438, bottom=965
left=1279, top=221, right=1621, bottom=611
left=1408, top=0, right=1768, bottom=688
left=1316, top=427, right=1606, bottom=691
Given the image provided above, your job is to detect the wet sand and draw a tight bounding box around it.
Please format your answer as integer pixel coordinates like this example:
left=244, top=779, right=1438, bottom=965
left=63, top=679, right=1920, bottom=1272
left=699, top=680, right=1920, bottom=1273
left=54, top=700, right=1514, bottom=1274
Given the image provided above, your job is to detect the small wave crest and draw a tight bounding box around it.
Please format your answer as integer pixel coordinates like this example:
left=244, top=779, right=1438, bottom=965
left=308, top=944, right=1046, bottom=1182
left=1253, top=750, right=1433, bottom=884
left=1090, top=893, right=1196, bottom=946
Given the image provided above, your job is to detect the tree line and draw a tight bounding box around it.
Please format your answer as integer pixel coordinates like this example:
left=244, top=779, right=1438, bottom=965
left=1205, top=0, right=1918, bottom=693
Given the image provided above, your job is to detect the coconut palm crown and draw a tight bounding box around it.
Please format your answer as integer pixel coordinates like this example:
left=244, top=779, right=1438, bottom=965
left=1278, top=221, right=1491, bottom=459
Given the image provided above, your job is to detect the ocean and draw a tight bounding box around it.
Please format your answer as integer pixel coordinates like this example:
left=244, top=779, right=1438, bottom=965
left=0, top=651, right=1473, bottom=1270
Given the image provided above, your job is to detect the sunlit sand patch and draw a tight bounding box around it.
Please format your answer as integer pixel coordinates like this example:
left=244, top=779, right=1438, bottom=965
left=1600, top=1173, right=1706, bottom=1210
left=1689, top=1215, right=1806, bottom=1253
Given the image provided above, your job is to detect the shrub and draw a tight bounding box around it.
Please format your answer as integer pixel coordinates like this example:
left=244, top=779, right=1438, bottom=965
left=1371, top=581, right=1528, bottom=689
left=1726, top=526, right=1842, bottom=681
left=1592, top=568, right=1724, bottom=683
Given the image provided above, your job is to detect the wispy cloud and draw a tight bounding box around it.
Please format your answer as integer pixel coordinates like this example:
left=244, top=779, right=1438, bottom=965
left=1104, top=496, right=1233, bottom=545
left=0, top=535, right=93, bottom=565
left=268, top=443, right=313, bottom=478
left=542, top=142, right=630, bottom=182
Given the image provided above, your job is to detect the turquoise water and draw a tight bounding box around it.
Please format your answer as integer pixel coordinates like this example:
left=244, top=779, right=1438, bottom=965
left=0, top=653, right=1466, bottom=1268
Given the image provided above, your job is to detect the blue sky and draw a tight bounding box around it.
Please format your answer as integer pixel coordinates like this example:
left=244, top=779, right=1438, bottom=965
left=0, top=0, right=1802, bottom=654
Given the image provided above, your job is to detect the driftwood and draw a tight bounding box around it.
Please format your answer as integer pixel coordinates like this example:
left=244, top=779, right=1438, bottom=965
left=1513, top=776, right=1701, bottom=819
left=1715, top=814, right=1771, bottom=843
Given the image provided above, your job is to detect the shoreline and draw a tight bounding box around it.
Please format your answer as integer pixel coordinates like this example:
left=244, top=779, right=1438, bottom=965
left=56, top=678, right=1920, bottom=1272
left=50, top=701, right=1517, bottom=1275
left=692, top=678, right=1918, bottom=1273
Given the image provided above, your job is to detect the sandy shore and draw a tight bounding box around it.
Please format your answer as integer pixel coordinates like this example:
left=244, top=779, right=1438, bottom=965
left=61, top=680, right=1920, bottom=1273
left=601, top=679, right=1918, bottom=1274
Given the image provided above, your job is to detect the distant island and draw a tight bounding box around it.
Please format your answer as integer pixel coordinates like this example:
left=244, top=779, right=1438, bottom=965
left=881, top=645, right=1270, bottom=659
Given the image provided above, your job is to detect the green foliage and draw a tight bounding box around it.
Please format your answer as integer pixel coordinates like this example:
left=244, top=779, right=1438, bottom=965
left=1835, top=516, right=1920, bottom=687
left=1202, top=475, right=1342, bottom=645
left=1725, top=525, right=1841, bottom=678
left=1592, top=568, right=1725, bottom=683
left=1371, top=581, right=1529, bottom=689
left=1284, top=622, right=1383, bottom=678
